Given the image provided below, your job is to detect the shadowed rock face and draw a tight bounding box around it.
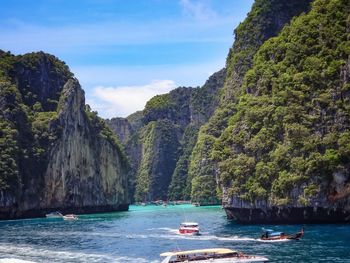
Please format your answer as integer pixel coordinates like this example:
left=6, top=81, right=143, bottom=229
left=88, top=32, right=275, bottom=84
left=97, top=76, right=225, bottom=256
left=106, top=68, right=226, bottom=202
left=0, top=51, right=130, bottom=220
left=42, top=79, right=129, bottom=211
left=225, top=207, right=350, bottom=224
left=105, top=117, right=133, bottom=144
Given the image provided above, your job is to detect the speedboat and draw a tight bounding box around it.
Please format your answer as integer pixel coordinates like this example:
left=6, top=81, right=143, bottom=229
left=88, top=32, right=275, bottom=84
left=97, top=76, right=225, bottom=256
left=63, top=214, right=78, bottom=220
left=160, top=248, right=268, bottom=263
left=260, top=227, right=304, bottom=241
left=179, top=222, right=200, bottom=235
left=45, top=211, right=63, bottom=218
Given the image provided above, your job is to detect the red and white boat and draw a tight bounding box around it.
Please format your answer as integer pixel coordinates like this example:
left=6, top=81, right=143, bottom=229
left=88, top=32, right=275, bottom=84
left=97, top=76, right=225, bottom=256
left=179, top=222, right=200, bottom=235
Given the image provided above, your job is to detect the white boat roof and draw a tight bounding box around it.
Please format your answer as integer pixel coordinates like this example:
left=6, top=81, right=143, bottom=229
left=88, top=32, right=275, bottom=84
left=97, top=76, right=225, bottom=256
left=160, top=248, right=237, bottom=257
left=181, top=222, right=198, bottom=225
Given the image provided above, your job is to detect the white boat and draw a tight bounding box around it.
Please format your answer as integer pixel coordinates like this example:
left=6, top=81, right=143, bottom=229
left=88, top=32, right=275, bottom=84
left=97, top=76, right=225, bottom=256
left=179, top=222, right=200, bottom=235
left=45, top=211, right=63, bottom=218
left=160, top=248, right=268, bottom=263
left=63, top=214, right=78, bottom=220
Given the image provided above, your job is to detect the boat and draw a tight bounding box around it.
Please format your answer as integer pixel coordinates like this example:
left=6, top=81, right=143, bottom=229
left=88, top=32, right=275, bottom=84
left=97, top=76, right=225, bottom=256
left=62, top=214, right=78, bottom=220
left=160, top=248, right=268, bottom=263
left=45, top=211, right=63, bottom=218
left=179, top=222, right=200, bottom=235
left=260, top=227, right=304, bottom=241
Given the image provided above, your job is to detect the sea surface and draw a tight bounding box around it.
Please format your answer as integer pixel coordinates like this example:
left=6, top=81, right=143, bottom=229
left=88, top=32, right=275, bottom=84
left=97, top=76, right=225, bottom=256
left=0, top=205, right=349, bottom=262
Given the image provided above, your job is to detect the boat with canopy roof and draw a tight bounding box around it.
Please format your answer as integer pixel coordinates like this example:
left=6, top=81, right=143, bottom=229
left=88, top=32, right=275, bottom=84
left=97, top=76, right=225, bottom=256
left=160, top=248, right=268, bottom=263
left=260, top=227, right=304, bottom=241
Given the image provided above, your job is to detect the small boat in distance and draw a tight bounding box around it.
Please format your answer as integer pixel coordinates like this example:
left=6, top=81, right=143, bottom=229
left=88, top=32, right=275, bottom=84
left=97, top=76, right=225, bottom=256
left=260, top=227, right=304, bottom=241
left=160, top=248, right=268, bottom=263
left=63, top=214, right=78, bottom=220
left=45, top=211, right=63, bottom=218
left=179, top=222, right=200, bottom=235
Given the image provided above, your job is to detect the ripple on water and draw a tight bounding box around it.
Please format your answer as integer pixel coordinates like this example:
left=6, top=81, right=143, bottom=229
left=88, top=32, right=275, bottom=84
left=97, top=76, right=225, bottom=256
left=0, top=205, right=349, bottom=263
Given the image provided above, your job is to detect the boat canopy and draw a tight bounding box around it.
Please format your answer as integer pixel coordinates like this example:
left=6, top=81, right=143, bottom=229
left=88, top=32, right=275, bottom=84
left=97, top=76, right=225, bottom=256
left=262, top=228, right=284, bottom=236
left=160, top=248, right=237, bottom=257
left=180, top=222, right=198, bottom=226
left=269, top=232, right=284, bottom=236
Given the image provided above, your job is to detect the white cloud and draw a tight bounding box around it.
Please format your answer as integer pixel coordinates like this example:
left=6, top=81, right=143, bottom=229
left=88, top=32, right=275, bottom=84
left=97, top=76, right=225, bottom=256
left=180, top=0, right=217, bottom=21
left=73, top=59, right=225, bottom=88
left=87, top=80, right=177, bottom=118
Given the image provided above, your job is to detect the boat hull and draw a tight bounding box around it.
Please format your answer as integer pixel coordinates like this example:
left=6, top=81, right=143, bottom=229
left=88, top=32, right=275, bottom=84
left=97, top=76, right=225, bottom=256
left=162, top=257, right=268, bottom=263
left=179, top=229, right=200, bottom=235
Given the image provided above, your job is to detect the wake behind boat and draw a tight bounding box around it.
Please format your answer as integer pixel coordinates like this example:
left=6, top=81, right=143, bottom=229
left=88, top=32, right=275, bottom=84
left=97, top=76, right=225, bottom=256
left=160, top=248, right=268, bottom=263
left=260, top=227, right=304, bottom=241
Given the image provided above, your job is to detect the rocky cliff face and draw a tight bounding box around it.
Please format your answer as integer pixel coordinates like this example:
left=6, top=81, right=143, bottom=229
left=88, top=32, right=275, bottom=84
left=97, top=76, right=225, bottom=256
left=106, top=117, right=133, bottom=144
left=0, top=51, right=129, bottom=219
left=188, top=0, right=313, bottom=206
left=107, top=68, right=226, bottom=202
left=217, top=0, right=350, bottom=223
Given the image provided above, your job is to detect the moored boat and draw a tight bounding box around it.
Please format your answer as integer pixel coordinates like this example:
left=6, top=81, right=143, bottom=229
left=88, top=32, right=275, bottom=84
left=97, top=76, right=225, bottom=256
left=63, top=214, right=78, bottom=220
left=45, top=211, right=63, bottom=218
left=179, top=222, right=200, bottom=235
left=160, top=248, right=268, bottom=263
left=260, top=227, right=304, bottom=241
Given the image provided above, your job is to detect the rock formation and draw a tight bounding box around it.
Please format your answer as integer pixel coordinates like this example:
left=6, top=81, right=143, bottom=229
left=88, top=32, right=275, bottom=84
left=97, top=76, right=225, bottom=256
left=215, top=0, right=350, bottom=223
left=0, top=51, right=129, bottom=219
left=189, top=0, right=314, bottom=206
left=107, top=69, right=226, bottom=202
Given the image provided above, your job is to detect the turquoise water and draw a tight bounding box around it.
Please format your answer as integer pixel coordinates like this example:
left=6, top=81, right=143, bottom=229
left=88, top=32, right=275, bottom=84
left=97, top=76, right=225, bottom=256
left=0, top=205, right=349, bottom=262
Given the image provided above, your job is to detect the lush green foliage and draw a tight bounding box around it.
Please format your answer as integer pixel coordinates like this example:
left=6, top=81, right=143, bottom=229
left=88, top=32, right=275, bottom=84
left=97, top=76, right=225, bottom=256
left=144, top=94, right=172, bottom=112
left=0, top=51, right=128, bottom=196
left=125, top=73, right=225, bottom=202
left=168, top=125, right=199, bottom=200
left=189, top=0, right=313, bottom=205
left=134, top=120, right=180, bottom=202
left=0, top=51, right=68, bottom=191
left=214, top=0, right=350, bottom=206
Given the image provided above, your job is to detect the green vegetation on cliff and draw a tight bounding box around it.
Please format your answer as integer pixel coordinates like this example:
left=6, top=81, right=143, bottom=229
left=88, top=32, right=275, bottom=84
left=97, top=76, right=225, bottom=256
left=110, top=69, right=226, bottom=202
left=189, top=0, right=313, bottom=204
left=0, top=51, right=129, bottom=215
left=135, top=120, right=180, bottom=202
left=168, top=125, right=199, bottom=200
left=215, top=0, right=350, bottom=206
left=0, top=51, right=72, bottom=191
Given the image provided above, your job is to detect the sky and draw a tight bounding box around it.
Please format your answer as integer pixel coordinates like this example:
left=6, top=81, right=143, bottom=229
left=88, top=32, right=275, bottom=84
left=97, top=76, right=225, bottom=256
left=0, top=0, right=254, bottom=118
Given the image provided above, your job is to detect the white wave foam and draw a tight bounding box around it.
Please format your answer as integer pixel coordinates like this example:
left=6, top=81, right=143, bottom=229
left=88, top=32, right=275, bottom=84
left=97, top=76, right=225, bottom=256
left=50, top=230, right=257, bottom=243
left=0, top=259, right=37, bottom=263
left=146, top=227, right=256, bottom=241
left=255, top=239, right=291, bottom=243
left=0, top=243, right=156, bottom=263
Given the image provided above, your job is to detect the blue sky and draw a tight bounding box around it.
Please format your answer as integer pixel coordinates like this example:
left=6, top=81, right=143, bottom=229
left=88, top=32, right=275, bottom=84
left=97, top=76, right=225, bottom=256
left=0, top=0, right=254, bottom=118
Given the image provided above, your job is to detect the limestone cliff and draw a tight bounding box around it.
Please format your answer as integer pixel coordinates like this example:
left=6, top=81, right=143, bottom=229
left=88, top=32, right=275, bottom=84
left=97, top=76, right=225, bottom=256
left=188, top=0, right=313, bottom=206
left=106, top=117, right=133, bottom=144
left=218, top=0, right=350, bottom=223
left=0, top=51, right=129, bottom=219
left=107, top=69, right=226, bottom=202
